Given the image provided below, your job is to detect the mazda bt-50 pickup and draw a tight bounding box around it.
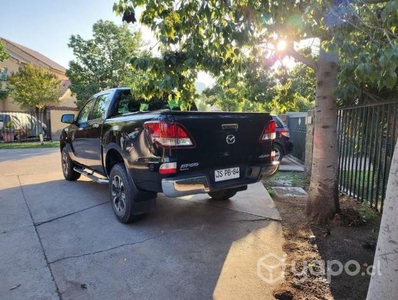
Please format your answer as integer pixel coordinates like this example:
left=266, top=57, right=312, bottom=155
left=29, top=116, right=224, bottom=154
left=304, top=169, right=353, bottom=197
left=60, top=88, right=279, bottom=223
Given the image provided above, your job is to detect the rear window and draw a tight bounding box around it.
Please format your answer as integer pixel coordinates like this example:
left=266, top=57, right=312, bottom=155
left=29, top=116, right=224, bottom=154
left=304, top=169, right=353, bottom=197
left=113, top=90, right=197, bottom=115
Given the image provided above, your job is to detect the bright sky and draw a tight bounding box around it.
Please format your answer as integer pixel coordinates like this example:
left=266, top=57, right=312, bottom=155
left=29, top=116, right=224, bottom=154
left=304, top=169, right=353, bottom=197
left=1, top=0, right=123, bottom=68
left=1, top=0, right=214, bottom=86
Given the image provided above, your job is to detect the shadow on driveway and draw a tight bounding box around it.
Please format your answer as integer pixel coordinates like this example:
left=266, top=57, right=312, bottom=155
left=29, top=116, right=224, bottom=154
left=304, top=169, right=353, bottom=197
left=0, top=149, right=285, bottom=300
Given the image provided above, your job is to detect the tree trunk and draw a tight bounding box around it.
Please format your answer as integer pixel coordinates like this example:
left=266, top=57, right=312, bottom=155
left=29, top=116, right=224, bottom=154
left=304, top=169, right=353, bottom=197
left=366, top=140, right=398, bottom=299
left=35, top=107, right=44, bottom=145
left=305, top=49, right=340, bottom=222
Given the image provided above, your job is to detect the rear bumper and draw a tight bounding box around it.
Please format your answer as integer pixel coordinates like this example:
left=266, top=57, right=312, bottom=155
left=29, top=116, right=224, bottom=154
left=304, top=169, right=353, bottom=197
left=161, top=162, right=279, bottom=198
left=162, top=176, right=210, bottom=197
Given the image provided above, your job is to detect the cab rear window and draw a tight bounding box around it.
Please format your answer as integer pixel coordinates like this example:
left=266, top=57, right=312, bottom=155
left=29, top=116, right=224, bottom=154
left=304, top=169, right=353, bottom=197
left=113, top=90, right=197, bottom=114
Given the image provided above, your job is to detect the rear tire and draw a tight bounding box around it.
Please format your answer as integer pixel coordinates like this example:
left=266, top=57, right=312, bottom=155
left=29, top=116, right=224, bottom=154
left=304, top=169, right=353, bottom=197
left=61, top=147, right=81, bottom=181
left=109, top=163, right=145, bottom=223
left=208, top=189, right=237, bottom=200
left=274, top=144, right=284, bottom=162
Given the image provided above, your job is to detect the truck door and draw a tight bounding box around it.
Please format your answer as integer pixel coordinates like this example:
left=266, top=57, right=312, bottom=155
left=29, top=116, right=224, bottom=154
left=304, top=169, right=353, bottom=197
left=84, top=93, right=110, bottom=172
left=70, top=98, right=94, bottom=165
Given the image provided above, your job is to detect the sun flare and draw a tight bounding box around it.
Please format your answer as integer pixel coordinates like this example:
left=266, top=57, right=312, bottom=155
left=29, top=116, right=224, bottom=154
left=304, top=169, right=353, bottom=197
left=276, top=40, right=287, bottom=52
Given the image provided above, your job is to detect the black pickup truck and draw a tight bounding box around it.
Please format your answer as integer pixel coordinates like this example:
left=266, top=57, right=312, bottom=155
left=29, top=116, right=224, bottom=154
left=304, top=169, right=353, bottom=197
left=60, top=88, right=279, bottom=223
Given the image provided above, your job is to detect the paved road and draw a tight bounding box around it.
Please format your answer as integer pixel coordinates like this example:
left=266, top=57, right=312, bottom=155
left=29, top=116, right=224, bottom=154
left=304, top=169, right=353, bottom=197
left=0, top=148, right=284, bottom=300
left=279, top=155, right=305, bottom=172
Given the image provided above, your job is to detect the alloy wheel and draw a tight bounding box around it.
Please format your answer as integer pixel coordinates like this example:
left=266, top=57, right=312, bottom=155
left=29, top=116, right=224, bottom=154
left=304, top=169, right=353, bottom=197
left=62, top=152, right=69, bottom=176
left=111, top=175, right=126, bottom=215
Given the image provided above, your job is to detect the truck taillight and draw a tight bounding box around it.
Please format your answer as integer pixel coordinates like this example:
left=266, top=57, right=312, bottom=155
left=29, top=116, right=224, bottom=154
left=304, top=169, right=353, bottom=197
left=278, top=128, right=290, bottom=138
left=144, top=121, right=195, bottom=148
left=259, top=120, right=276, bottom=142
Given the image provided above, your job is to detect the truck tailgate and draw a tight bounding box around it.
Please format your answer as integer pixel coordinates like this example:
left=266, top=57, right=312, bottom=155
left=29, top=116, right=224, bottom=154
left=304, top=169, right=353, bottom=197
left=163, top=111, right=274, bottom=168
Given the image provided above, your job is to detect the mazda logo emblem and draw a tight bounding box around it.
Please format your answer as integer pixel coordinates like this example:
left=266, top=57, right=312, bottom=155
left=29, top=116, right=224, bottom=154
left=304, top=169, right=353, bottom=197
left=226, top=134, right=236, bottom=144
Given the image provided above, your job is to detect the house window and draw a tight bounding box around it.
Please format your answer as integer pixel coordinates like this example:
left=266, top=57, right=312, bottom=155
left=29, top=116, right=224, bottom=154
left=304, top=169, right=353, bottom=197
left=0, top=68, right=8, bottom=81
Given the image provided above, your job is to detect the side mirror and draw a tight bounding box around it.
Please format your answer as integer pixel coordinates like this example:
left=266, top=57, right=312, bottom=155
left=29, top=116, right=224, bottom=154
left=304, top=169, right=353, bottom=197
left=61, top=114, right=75, bottom=124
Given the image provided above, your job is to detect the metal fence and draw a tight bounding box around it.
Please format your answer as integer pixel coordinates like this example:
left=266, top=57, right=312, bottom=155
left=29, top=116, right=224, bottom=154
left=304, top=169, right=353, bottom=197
left=286, top=112, right=307, bottom=162
left=338, top=101, right=398, bottom=212
left=0, top=110, right=51, bottom=142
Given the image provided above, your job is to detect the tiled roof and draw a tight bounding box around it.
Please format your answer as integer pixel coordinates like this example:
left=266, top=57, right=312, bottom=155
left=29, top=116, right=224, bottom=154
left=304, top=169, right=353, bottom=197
left=1, top=37, right=66, bottom=73
left=46, top=105, right=79, bottom=111
left=5, top=48, right=29, bottom=64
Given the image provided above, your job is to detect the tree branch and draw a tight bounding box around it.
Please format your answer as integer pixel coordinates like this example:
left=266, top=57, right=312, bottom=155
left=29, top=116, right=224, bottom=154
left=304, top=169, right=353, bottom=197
left=362, top=0, right=390, bottom=3
left=284, top=48, right=317, bottom=70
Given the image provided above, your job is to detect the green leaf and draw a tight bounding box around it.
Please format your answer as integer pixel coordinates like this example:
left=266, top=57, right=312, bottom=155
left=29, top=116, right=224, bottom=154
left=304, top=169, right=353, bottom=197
left=8, top=64, right=61, bottom=110
left=385, top=71, right=397, bottom=89
left=66, top=20, right=145, bottom=108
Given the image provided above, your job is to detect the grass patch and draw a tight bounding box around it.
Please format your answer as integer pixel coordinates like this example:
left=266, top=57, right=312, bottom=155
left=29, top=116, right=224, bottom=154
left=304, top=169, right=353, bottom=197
left=263, top=171, right=310, bottom=188
left=0, top=141, right=60, bottom=149
left=359, top=202, right=379, bottom=221
left=339, top=170, right=373, bottom=190
left=266, top=187, right=275, bottom=197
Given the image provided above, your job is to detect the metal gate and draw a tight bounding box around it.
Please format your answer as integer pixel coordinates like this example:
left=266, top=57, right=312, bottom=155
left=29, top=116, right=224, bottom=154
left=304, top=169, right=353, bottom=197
left=0, top=110, right=51, bottom=142
left=287, top=112, right=307, bottom=162
left=338, top=101, right=398, bottom=211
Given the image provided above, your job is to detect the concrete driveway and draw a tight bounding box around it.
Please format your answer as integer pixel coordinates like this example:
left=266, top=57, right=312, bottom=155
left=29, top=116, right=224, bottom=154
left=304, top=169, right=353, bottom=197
left=0, top=148, right=285, bottom=300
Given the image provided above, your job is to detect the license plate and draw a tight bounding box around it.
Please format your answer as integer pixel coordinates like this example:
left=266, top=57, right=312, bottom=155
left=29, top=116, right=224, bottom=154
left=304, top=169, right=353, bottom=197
left=214, top=167, right=240, bottom=182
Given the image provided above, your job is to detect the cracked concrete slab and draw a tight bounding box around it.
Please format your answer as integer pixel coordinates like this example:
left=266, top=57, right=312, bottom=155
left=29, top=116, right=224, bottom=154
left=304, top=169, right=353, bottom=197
left=187, top=182, right=282, bottom=221
left=19, top=174, right=109, bottom=224
left=272, top=186, right=308, bottom=198
left=279, top=155, right=305, bottom=172
left=0, top=148, right=61, bottom=175
left=0, top=148, right=286, bottom=300
left=37, top=193, right=279, bottom=263
left=47, top=205, right=283, bottom=300
left=0, top=226, right=58, bottom=300
left=0, top=176, right=32, bottom=233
